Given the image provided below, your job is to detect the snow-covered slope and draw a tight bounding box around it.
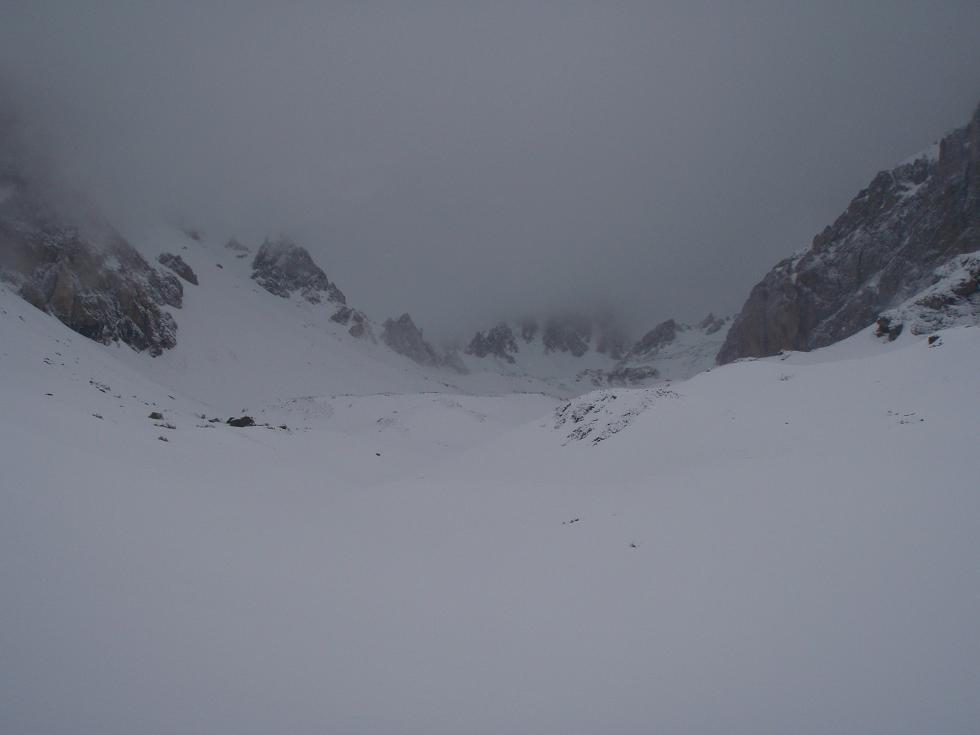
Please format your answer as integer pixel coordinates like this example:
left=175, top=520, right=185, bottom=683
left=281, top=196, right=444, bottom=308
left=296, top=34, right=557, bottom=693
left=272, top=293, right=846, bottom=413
left=109, top=226, right=564, bottom=404
left=3, top=275, right=977, bottom=734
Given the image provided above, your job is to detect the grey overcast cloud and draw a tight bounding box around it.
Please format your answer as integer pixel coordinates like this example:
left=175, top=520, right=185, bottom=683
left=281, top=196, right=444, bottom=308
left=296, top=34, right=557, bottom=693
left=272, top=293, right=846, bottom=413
left=2, top=1, right=978, bottom=339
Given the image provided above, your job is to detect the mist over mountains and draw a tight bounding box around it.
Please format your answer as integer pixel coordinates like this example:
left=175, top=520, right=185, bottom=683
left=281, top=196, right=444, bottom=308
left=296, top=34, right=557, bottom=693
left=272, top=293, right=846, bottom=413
left=2, top=2, right=979, bottom=340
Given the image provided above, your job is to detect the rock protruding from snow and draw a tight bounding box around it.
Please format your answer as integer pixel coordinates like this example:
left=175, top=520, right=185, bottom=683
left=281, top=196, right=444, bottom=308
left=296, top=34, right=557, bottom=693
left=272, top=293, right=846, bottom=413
left=382, top=313, right=439, bottom=366
left=330, top=305, right=374, bottom=340
left=381, top=314, right=468, bottom=373
left=554, top=386, right=678, bottom=445
left=0, top=172, right=181, bottom=356
left=718, top=101, right=980, bottom=364
left=466, top=322, right=519, bottom=363
left=699, top=312, right=726, bottom=334
left=628, top=319, right=678, bottom=357
left=593, top=314, right=731, bottom=386
left=157, top=252, right=198, bottom=285
left=875, top=251, right=980, bottom=339
left=251, top=237, right=346, bottom=305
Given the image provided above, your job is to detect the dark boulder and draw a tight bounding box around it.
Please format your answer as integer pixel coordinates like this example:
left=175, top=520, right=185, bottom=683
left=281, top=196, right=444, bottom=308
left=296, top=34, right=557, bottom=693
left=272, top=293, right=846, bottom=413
left=227, top=416, right=256, bottom=428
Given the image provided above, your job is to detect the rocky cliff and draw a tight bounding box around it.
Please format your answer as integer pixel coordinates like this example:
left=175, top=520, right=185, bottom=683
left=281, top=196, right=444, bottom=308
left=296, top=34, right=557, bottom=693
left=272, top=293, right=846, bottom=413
left=0, top=171, right=182, bottom=356
left=718, top=102, right=980, bottom=363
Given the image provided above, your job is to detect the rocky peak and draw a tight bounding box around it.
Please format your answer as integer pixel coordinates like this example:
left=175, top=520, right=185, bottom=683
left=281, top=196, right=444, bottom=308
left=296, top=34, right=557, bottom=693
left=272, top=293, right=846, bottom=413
left=699, top=312, right=726, bottom=334
left=466, top=322, right=519, bottom=363
left=718, top=100, right=980, bottom=364
left=628, top=319, right=679, bottom=358
left=251, top=237, right=346, bottom=305
left=381, top=313, right=467, bottom=373
left=542, top=314, right=592, bottom=357
left=382, top=313, right=442, bottom=367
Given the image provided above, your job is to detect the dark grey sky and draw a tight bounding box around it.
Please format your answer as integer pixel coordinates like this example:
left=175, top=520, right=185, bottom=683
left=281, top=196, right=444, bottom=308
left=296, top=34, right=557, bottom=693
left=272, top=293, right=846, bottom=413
left=2, top=2, right=978, bottom=339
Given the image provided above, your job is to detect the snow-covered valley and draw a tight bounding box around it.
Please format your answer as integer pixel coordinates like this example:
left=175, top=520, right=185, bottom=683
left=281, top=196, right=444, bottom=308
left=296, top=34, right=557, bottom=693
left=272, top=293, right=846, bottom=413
left=2, top=266, right=978, bottom=733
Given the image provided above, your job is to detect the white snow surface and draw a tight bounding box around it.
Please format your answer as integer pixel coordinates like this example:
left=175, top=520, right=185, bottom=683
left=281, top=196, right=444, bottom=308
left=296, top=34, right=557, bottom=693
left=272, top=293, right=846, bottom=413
left=113, top=227, right=569, bottom=403
left=2, top=261, right=979, bottom=734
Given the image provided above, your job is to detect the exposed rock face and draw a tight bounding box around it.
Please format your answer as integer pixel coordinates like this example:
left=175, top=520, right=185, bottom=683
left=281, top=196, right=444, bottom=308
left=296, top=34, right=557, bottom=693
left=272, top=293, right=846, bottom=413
left=718, top=102, right=980, bottom=364
left=330, top=305, right=373, bottom=340
left=699, top=312, right=726, bottom=335
left=875, top=251, right=980, bottom=339
left=628, top=319, right=678, bottom=358
left=0, top=171, right=181, bottom=356
left=381, top=313, right=442, bottom=367
left=597, top=314, right=731, bottom=386
left=466, top=322, right=519, bottom=363
left=251, top=237, right=346, bottom=305
left=381, top=313, right=468, bottom=373
left=542, top=314, right=592, bottom=356
left=157, top=252, right=198, bottom=285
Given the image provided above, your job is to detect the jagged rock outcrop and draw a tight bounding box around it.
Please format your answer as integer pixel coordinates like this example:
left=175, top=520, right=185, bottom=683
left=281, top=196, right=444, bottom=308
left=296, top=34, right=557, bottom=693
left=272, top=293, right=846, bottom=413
left=251, top=237, right=346, bottom=305
left=381, top=313, right=442, bottom=367
left=542, top=314, right=592, bottom=356
left=875, top=251, right=980, bottom=339
left=627, top=319, right=678, bottom=359
left=157, top=252, right=198, bottom=285
left=330, top=305, right=373, bottom=339
left=381, top=313, right=467, bottom=373
left=699, top=312, right=726, bottom=335
left=718, top=102, right=980, bottom=364
left=0, top=171, right=181, bottom=356
left=592, top=314, right=731, bottom=386
left=466, top=322, right=519, bottom=363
